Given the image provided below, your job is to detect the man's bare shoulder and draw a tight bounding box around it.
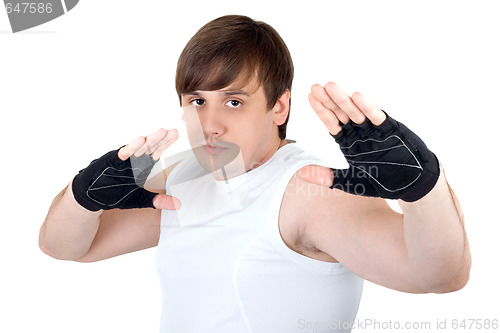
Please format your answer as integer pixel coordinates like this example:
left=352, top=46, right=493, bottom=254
left=283, top=169, right=389, bottom=220
left=279, top=169, right=394, bottom=262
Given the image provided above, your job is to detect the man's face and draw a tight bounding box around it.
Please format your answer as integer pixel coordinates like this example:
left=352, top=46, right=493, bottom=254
left=181, top=77, right=284, bottom=180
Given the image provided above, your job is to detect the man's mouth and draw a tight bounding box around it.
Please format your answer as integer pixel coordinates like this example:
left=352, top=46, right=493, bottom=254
left=203, top=143, right=230, bottom=155
left=191, top=141, right=241, bottom=174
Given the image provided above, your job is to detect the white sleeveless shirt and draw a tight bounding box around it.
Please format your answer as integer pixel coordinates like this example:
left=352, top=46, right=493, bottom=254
left=155, top=143, right=363, bottom=333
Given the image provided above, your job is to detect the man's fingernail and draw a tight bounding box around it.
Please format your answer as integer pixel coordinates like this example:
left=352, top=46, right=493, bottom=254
left=172, top=198, right=182, bottom=210
left=153, top=196, right=160, bottom=208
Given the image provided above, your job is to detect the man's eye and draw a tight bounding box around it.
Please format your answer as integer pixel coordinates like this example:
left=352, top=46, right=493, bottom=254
left=225, top=100, right=241, bottom=108
left=191, top=99, right=205, bottom=106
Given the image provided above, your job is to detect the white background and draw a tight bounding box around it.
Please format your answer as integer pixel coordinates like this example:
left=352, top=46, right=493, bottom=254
left=1, top=1, right=499, bottom=332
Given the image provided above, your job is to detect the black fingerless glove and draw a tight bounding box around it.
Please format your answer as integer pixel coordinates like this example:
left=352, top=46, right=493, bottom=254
left=330, top=111, right=440, bottom=202
left=72, top=149, right=158, bottom=211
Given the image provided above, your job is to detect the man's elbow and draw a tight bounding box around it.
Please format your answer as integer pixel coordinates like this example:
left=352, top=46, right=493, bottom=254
left=39, top=236, right=87, bottom=262
left=425, top=255, right=472, bottom=294
left=38, top=229, right=61, bottom=259
left=433, top=269, right=470, bottom=293
left=39, top=241, right=73, bottom=261
left=39, top=241, right=63, bottom=260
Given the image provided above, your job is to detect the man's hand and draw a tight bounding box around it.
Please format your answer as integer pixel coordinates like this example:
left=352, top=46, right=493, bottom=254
left=302, top=82, right=440, bottom=202
left=71, top=128, right=181, bottom=211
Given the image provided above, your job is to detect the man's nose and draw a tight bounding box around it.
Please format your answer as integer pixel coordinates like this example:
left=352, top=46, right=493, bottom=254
left=201, top=105, right=225, bottom=138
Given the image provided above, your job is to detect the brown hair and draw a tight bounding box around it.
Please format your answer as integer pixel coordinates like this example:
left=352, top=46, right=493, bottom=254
left=175, top=15, right=294, bottom=139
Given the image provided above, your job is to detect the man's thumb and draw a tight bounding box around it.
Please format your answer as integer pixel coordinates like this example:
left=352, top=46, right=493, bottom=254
left=153, top=194, right=182, bottom=210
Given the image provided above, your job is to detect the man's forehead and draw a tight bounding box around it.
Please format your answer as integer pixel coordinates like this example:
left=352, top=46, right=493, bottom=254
left=183, top=78, right=262, bottom=97
left=183, top=70, right=262, bottom=96
left=185, top=89, right=248, bottom=96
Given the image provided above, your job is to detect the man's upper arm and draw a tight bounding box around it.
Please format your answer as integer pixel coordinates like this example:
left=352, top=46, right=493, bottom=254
left=298, top=175, right=424, bottom=292
left=75, top=161, right=181, bottom=263
left=76, top=208, right=161, bottom=263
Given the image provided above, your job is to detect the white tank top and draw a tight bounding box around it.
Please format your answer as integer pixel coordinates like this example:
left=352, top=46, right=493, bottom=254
left=155, top=143, right=363, bottom=333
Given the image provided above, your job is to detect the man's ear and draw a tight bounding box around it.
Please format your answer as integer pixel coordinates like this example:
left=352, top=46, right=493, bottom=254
left=272, top=89, right=291, bottom=126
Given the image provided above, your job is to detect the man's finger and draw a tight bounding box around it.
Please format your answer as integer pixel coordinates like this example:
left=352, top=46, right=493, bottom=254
left=118, top=136, right=146, bottom=161
left=151, top=141, right=176, bottom=161
left=150, top=129, right=179, bottom=160
left=310, top=84, right=350, bottom=124
left=153, top=194, right=182, bottom=210
left=135, top=128, right=169, bottom=157
left=308, top=92, right=342, bottom=135
left=298, top=165, right=334, bottom=187
left=324, top=82, right=366, bottom=124
left=351, top=92, right=386, bottom=125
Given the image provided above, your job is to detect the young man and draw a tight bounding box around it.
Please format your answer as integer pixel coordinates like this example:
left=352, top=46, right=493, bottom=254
left=39, top=15, right=471, bottom=332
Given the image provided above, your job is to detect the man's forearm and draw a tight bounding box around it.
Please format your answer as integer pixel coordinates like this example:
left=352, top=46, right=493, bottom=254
left=39, top=181, right=102, bottom=260
left=400, top=166, right=471, bottom=292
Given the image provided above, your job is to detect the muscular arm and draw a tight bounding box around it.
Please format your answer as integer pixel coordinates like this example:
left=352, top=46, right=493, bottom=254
left=301, top=82, right=471, bottom=293
left=39, top=129, right=180, bottom=262
left=39, top=182, right=162, bottom=262
left=39, top=182, right=102, bottom=261
left=302, top=167, right=470, bottom=293
left=398, top=168, right=470, bottom=292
